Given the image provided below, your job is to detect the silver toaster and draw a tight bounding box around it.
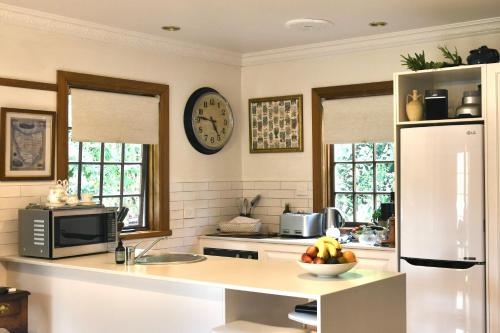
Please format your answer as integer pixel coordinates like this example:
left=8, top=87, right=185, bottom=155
left=279, top=212, right=323, bottom=237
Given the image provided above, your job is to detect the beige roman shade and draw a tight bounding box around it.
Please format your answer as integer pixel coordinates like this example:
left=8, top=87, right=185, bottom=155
left=322, top=95, right=393, bottom=144
left=71, top=88, right=159, bottom=144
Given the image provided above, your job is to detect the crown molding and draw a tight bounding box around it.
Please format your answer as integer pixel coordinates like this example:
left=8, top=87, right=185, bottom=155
left=0, top=3, right=242, bottom=67
left=0, top=3, right=499, bottom=68
left=242, top=17, right=500, bottom=67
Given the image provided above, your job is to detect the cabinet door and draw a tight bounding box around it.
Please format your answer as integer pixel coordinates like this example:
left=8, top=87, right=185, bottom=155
left=350, top=248, right=397, bottom=272
left=261, top=244, right=306, bottom=262
left=486, top=62, right=500, bottom=333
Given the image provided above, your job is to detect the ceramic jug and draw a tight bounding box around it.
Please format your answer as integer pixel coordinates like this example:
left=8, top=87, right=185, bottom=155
left=406, top=89, right=424, bottom=121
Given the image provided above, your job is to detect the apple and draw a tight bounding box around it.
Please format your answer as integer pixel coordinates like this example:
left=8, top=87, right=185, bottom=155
left=305, top=246, right=318, bottom=259
left=301, top=253, right=313, bottom=263
left=313, top=257, right=326, bottom=264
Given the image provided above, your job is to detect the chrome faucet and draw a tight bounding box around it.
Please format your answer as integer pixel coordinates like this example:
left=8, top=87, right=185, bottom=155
left=125, top=236, right=166, bottom=265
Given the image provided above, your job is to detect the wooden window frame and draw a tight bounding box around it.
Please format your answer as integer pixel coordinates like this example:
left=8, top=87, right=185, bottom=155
left=311, top=81, right=393, bottom=212
left=57, top=71, right=170, bottom=240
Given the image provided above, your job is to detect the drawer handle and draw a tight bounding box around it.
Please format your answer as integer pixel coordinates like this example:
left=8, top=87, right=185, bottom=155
left=0, top=303, right=10, bottom=314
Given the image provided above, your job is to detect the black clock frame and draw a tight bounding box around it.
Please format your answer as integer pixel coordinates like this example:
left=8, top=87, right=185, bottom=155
left=183, top=87, right=232, bottom=155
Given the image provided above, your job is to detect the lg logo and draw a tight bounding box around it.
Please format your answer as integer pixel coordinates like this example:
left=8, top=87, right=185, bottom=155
left=466, top=130, right=477, bottom=135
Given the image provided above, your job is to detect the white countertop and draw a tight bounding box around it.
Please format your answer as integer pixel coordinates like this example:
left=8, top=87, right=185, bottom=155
left=2, top=254, right=401, bottom=299
left=199, top=235, right=396, bottom=251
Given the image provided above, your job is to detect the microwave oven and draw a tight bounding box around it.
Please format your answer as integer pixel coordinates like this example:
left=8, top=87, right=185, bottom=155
left=18, top=205, right=117, bottom=259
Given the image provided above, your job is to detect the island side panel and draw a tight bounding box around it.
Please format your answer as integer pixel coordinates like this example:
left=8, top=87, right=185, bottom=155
left=6, top=262, right=226, bottom=333
left=224, top=289, right=309, bottom=328
left=318, top=274, right=405, bottom=333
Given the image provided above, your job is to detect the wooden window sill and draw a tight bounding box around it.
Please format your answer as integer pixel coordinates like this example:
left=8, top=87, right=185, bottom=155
left=119, top=230, right=171, bottom=241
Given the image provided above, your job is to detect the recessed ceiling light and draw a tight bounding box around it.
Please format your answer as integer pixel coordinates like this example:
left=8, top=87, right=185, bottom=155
left=285, top=19, right=333, bottom=32
left=162, top=25, right=181, bottom=32
left=369, top=21, right=388, bottom=27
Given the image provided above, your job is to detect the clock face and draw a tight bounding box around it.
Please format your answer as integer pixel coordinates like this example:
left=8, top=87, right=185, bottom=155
left=184, top=88, right=234, bottom=154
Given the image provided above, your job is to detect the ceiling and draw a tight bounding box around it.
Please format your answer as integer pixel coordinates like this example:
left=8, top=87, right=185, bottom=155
left=2, top=0, right=500, bottom=53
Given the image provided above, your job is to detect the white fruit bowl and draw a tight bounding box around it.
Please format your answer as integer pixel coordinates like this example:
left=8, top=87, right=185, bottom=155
left=297, top=260, right=357, bottom=278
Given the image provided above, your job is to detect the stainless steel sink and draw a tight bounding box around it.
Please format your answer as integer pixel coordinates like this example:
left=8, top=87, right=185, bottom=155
left=135, top=253, right=207, bottom=265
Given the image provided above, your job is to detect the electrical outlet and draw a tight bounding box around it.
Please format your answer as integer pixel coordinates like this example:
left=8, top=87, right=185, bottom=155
left=296, top=184, right=308, bottom=197
left=184, top=208, right=196, bottom=219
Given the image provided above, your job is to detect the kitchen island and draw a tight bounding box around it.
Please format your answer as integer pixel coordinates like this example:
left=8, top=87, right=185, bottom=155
left=1, top=254, right=405, bottom=333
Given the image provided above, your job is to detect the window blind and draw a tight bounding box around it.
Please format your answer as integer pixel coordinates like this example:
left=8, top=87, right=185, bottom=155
left=322, top=95, right=393, bottom=144
left=71, top=88, right=159, bottom=144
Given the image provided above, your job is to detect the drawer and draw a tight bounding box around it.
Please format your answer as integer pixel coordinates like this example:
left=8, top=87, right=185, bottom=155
left=0, top=300, right=21, bottom=318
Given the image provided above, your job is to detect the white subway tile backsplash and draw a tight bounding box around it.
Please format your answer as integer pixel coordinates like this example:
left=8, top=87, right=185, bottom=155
left=220, top=190, right=243, bottom=199
left=170, top=209, right=183, bottom=220
left=170, top=219, right=184, bottom=229
left=0, top=196, right=40, bottom=210
left=0, top=244, right=17, bottom=256
left=230, top=181, right=244, bottom=190
left=196, top=207, right=221, bottom=218
left=259, top=198, right=282, bottom=207
left=267, top=190, right=295, bottom=199
left=183, top=200, right=209, bottom=209
left=170, top=191, right=197, bottom=201
left=182, top=182, right=209, bottom=192
left=0, top=209, right=17, bottom=221
left=209, top=198, right=238, bottom=208
left=0, top=220, right=17, bottom=233
left=254, top=182, right=281, bottom=190
left=183, top=218, right=208, bottom=228
left=0, top=180, right=312, bottom=257
left=169, top=201, right=183, bottom=211
left=196, top=191, right=220, bottom=200
left=208, top=182, right=232, bottom=191
left=20, top=184, right=52, bottom=197
left=169, top=182, right=184, bottom=193
left=0, top=232, right=17, bottom=245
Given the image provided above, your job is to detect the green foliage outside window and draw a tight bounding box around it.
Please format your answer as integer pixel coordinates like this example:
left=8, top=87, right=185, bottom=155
left=332, top=142, right=394, bottom=223
left=68, top=129, right=147, bottom=229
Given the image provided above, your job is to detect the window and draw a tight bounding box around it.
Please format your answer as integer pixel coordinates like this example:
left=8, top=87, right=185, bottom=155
left=57, top=71, right=170, bottom=240
left=331, top=142, right=394, bottom=224
left=67, top=129, right=149, bottom=230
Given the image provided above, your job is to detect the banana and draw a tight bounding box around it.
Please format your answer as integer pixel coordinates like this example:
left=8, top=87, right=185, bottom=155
left=326, top=243, right=337, bottom=258
left=318, top=236, right=342, bottom=250
left=315, top=239, right=329, bottom=259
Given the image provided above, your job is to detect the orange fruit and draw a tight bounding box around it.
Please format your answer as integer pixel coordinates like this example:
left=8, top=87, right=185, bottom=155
left=343, top=251, right=357, bottom=263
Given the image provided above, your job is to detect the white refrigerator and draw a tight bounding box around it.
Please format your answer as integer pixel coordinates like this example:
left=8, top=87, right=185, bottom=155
left=400, top=124, right=485, bottom=333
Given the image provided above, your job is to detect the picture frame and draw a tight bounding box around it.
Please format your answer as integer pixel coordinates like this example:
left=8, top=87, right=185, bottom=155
left=248, top=94, right=303, bottom=153
left=0, top=108, right=56, bottom=181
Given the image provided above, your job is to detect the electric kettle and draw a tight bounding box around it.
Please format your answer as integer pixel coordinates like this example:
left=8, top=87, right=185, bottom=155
left=322, top=207, right=346, bottom=234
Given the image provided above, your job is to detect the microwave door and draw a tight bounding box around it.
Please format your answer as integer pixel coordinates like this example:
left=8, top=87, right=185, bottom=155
left=54, top=214, right=106, bottom=248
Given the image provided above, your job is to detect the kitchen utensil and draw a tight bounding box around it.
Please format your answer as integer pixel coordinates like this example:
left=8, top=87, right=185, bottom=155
left=456, top=90, right=481, bottom=118
left=240, top=198, right=249, bottom=216
left=467, top=45, right=499, bottom=64
left=297, top=261, right=356, bottom=278
left=248, top=194, right=261, bottom=215
left=424, top=89, right=448, bottom=120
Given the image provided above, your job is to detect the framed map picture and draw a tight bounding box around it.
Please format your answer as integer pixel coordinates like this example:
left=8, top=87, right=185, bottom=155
left=0, top=108, right=56, bottom=181
left=248, top=94, right=303, bottom=153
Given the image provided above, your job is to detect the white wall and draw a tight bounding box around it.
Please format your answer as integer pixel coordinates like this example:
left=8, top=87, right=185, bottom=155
left=0, top=23, right=242, bottom=182
left=240, top=33, right=500, bottom=181
left=0, top=22, right=242, bottom=255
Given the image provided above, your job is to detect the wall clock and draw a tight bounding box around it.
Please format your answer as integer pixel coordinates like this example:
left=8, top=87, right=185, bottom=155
left=184, top=87, right=234, bottom=155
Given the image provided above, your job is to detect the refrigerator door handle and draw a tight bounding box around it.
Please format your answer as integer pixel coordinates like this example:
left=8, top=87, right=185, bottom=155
left=401, top=257, right=484, bottom=269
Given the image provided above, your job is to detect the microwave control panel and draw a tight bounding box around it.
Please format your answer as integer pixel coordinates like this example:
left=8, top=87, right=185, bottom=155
left=19, top=209, right=51, bottom=258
